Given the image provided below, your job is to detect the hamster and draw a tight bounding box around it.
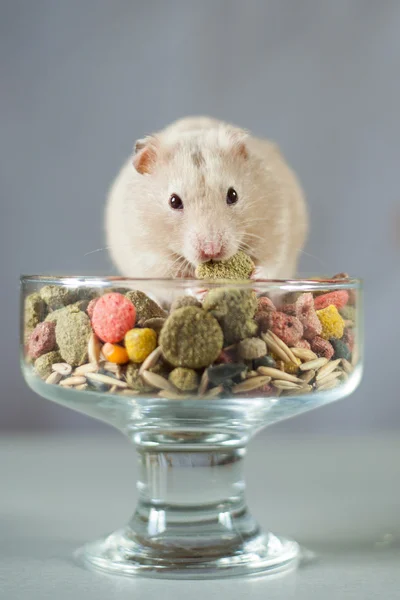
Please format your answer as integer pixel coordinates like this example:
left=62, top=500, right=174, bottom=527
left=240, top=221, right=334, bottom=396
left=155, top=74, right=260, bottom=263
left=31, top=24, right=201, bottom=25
left=105, top=116, right=308, bottom=280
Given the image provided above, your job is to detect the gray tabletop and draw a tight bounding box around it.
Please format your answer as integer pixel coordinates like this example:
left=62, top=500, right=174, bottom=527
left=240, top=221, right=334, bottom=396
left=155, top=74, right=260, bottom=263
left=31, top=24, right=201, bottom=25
left=1, top=432, right=399, bottom=599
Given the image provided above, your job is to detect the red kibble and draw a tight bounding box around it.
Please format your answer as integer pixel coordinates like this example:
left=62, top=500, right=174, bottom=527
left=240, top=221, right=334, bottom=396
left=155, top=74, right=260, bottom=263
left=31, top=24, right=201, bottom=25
left=268, top=311, right=303, bottom=347
left=91, top=293, right=136, bottom=343
left=310, top=336, right=334, bottom=360
left=294, top=339, right=311, bottom=350
left=28, top=321, right=56, bottom=359
left=314, top=290, right=349, bottom=311
left=216, top=348, right=237, bottom=364
left=295, top=293, right=322, bottom=341
left=87, top=297, right=99, bottom=320
left=257, top=296, right=276, bottom=313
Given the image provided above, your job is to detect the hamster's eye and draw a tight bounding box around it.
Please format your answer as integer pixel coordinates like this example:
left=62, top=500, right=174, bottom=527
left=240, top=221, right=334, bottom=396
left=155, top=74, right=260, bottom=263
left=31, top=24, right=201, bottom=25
left=169, top=194, right=184, bottom=210
left=226, top=187, right=238, bottom=205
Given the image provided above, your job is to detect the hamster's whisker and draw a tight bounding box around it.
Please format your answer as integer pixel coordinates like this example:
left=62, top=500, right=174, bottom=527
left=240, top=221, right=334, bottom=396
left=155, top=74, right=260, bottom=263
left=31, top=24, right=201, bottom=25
left=296, top=248, right=327, bottom=267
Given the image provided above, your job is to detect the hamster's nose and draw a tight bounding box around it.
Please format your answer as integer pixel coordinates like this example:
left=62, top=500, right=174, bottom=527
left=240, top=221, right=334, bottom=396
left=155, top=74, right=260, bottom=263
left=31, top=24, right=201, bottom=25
left=199, top=241, right=223, bottom=260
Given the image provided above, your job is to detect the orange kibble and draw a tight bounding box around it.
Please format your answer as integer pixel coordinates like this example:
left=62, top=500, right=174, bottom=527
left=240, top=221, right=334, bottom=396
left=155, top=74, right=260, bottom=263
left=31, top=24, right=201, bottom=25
left=102, top=342, right=129, bottom=364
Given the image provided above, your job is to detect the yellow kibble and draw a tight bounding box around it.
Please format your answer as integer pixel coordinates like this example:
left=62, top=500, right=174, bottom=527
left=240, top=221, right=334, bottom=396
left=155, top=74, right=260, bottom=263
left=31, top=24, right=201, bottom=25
left=284, top=361, right=300, bottom=375
left=316, top=305, right=345, bottom=340
left=124, top=328, right=157, bottom=363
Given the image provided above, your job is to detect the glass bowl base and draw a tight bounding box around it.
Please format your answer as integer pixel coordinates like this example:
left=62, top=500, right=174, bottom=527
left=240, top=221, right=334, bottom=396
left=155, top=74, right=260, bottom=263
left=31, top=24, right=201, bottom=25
left=75, top=528, right=299, bottom=579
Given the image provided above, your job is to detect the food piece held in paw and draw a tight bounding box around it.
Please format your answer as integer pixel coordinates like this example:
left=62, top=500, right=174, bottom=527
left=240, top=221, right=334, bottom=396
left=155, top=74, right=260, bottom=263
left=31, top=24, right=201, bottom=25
left=160, top=306, right=224, bottom=369
left=40, top=285, right=77, bottom=310
left=237, top=337, right=267, bottom=360
left=314, top=290, right=349, bottom=311
left=203, top=289, right=257, bottom=345
left=28, top=322, right=56, bottom=359
left=34, top=350, right=62, bottom=379
left=55, top=310, right=92, bottom=366
left=316, top=305, right=345, bottom=340
left=267, top=312, right=303, bottom=347
left=102, top=342, right=129, bottom=364
left=168, top=368, right=199, bottom=392
left=91, top=293, right=136, bottom=343
left=330, top=338, right=351, bottom=361
left=125, top=328, right=157, bottom=363
left=170, top=295, right=202, bottom=312
left=125, top=290, right=166, bottom=324
left=310, top=336, right=334, bottom=360
left=25, top=292, right=47, bottom=331
left=207, top=363, right=248, bottom=385
left=294, top=293, right=322, bottom=341
left=195, top=251, right=254, bottom=280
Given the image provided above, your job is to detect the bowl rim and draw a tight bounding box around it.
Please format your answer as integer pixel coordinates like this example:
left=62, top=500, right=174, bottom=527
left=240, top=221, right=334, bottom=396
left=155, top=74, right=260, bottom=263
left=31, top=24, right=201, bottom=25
left=20, top=274, right=363, bottom=291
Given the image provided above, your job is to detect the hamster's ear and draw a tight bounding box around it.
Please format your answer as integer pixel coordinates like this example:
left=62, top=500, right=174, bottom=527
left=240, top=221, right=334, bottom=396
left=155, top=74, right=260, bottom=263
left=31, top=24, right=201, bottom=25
left=219, top=127, right=249, bottom=160
left=133, top=136, right=158, bottom=174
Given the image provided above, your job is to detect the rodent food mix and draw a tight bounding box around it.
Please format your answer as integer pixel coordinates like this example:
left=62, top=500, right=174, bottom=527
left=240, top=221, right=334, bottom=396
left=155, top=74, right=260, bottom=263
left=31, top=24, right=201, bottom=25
left=23, top=254, right=358, bottom=400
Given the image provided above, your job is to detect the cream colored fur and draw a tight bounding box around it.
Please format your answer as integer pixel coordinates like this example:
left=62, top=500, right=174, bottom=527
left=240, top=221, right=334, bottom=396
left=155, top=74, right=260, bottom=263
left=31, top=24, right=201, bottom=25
left=106, top=116, right=308, bottom=279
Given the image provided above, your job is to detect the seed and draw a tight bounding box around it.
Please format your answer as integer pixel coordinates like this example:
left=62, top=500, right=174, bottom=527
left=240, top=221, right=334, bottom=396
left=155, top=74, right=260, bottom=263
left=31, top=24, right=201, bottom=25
left=202, top=385, right=224, bottom=399
left=139, top=345, right=163, bottom=376
left=52, top=363, right=72, bottom=376
left=316, top=370, right=342, bottom=387
left=316, top=359, right=341, bottom=381
left=232, top=376, right=271, bottom=393
left=158, top=390, right=188, bottom=400
left=73, top=363, right=98, bottom=375
left=141, top=370, right=178, bottom=392
left=109, top=385, right=118, bottom=393
left=261, top=333, right=291, bottom=363
left=268, top=330, right=298, bottom=364
left=284, top=385, right=313, bottom=396
left=340, top=371, right=349, bottom=381
left=102, top=361, right=120, bottom=374
left=246, top=370, right=259, bottom=378
left=299, top=357, right=329, bottom=371
left=317, top=380, right=340, bottom=392
left=86, top=372, right=127, bottom=388
left=59, top=376, right=87, bottom=387
left=341, top=358, right=353, bottom=374
left=256, top=366, right=303, bottom=383
left=272, top=380, right=303, bottom=390
left=291, top=347, right=318, bottom=362
left=75, top=383, right=88, bottom=391
left=198, top=369, right=210, bottom=396
left=88, top=332, right=102, bottom=365
left=299, top=369, right=316, bottom=384
left=45, top=372, right=62, bottom=385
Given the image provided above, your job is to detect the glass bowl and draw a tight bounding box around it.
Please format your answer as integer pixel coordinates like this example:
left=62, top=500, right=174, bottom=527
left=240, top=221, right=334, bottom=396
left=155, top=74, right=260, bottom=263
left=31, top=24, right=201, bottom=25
left=20, top=275, right=363, bottom=579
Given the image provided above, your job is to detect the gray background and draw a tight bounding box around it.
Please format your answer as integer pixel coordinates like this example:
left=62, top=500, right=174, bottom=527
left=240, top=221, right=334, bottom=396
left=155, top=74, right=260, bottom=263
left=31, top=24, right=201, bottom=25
left=1, top=0, right=399, bottom=432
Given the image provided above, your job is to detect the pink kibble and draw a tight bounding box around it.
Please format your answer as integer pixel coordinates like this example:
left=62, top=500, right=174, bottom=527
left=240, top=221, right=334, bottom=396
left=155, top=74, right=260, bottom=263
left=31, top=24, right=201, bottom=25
left=295, top=293, right=322, bottom=341
left=281, top=303, right=296, bottom=315
left=310, top=336, right=334, bottom=359
left=28, top=322, right=56, bottom=359
left=314, top=290, right=349, bottom=311
left=255, top=311, right=272, bottom=334
left=257, top=296, right=276, bottom=313
left=91, top=293, right=136, bottom=343
left=268, top=311, right=303, bottom=347
left=87, top=297, right=99, bottom=320
left=294, top=339, right=311, bottom=350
